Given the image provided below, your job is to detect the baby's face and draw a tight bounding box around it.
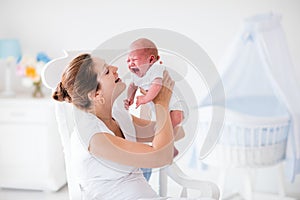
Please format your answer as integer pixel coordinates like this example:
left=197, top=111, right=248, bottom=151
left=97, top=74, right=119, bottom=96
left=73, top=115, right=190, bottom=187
left=127, top=49, right=151, bottom=77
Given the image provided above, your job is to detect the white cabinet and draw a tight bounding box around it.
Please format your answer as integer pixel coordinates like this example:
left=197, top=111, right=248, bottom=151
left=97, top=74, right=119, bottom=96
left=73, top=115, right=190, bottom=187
left=0, top=97, right=66, bottom=191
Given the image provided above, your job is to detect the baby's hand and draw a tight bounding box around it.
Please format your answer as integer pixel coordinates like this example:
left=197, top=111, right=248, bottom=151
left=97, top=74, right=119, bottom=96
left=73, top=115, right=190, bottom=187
left=135, top=95, right=146, bottom=109
left=123, top=98, right=134, bottom=110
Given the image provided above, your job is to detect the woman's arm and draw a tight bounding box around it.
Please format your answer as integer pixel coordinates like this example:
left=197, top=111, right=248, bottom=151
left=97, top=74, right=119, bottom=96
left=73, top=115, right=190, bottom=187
left=132, top=116, right=186, bottom=142
left=89, top=71, right=175, bottom=168
left=131, top=115, right=155, bottom=142
left=89, top=132, right=173, bottom=168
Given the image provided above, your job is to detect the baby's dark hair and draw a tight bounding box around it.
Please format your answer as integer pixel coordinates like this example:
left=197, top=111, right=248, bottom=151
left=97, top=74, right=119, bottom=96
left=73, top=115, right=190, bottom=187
left=130, top=38, right=160, bottom=61
left=53, top=53, right=99, bottom=111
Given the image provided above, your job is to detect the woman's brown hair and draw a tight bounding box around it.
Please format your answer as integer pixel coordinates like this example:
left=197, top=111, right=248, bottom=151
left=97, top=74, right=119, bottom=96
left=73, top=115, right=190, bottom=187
left=53, top=53, right=99, bottom=110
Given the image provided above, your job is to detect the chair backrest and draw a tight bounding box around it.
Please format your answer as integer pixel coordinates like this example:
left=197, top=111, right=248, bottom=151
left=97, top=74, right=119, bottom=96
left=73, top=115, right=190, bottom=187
left=41, top=51, right=82, bottom=200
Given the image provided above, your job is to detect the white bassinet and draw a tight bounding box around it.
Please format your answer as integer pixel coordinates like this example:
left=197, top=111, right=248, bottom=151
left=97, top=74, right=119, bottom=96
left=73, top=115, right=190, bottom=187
left=197, top=96, right=295, bottom=200
left=199, top=96, right=290, bottom=168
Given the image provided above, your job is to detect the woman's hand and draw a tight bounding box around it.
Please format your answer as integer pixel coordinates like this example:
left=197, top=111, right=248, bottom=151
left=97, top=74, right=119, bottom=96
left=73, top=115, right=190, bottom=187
left=153, top=70, right=174, bottom=107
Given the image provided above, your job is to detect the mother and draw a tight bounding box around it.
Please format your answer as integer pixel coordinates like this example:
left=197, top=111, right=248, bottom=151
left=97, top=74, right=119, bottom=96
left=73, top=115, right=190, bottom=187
left=53, top=53, right=175, bottom=199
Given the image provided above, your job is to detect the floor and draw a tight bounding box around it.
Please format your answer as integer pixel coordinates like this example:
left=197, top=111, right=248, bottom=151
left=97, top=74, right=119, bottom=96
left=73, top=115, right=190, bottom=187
left=1, top=167, right=299, bottom=200
left=0, top=153, right=299, bottom=200
left=0, top=186, right=68, bottom=200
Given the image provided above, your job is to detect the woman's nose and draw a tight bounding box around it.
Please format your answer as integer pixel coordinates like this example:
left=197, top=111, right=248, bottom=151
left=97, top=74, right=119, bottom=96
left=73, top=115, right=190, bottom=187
left=111, top=66, right=118, bottom=73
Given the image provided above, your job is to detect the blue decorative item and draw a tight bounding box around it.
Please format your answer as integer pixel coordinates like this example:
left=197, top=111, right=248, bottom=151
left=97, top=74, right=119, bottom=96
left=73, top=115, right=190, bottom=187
left=0, top=39, right=22, bottom=61
left=36, top=52, right=51, bottom=63
left=0, top=39, right=22, bottom=97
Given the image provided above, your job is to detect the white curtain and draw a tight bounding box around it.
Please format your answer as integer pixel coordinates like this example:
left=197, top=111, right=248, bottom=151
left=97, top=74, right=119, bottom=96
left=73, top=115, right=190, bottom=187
left=204, top=13, right=300, bottom=181
left=253, top=14, right=300, bottom=182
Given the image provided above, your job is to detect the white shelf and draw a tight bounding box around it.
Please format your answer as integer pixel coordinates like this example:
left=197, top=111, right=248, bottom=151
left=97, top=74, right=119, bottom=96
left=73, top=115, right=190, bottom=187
left=0, top=97, right=66, bottom=191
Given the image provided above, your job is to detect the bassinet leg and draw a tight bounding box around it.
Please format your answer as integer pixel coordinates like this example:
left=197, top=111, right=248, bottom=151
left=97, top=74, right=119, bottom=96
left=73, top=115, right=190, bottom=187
left=277, top=162, right=286, bottom=197
left=218, top=168, right=227, bottom=199
left=243, top=168, right=254, bottom=200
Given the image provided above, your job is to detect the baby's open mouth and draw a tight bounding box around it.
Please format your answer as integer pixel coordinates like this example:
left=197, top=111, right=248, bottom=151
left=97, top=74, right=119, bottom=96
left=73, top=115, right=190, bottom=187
left=130, top=67, right=139, bottom=73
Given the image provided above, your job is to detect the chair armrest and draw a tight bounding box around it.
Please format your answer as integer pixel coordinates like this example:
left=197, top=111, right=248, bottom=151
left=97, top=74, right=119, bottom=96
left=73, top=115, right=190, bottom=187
left=166, top=163, right=220, bottom=200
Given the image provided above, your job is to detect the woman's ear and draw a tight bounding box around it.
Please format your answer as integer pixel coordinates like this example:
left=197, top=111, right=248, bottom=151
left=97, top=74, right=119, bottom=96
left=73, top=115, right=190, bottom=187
left=88, top=90, right=96, bottom=101
left=94, top=90, right=105, bottom=105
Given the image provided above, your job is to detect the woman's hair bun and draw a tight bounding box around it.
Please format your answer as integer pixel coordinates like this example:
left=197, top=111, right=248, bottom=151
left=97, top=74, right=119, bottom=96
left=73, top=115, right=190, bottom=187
left=52, top=82, right=72, bottom=103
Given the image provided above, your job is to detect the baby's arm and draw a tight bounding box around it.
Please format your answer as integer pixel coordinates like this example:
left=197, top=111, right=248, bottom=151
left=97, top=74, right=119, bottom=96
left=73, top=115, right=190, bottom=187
left=124, top=82, right=138, bottom=110
left=136, top=77, right=162, bottom=108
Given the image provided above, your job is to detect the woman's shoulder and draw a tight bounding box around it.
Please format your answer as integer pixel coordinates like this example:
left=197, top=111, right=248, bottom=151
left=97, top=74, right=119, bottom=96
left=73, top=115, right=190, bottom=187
left=73, top=107, right=113, bottom=147
left=74, top=107, right=106, bottom=129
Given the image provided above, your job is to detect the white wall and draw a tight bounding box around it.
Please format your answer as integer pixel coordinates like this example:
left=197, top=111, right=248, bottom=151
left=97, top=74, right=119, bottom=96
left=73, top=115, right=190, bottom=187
left=1, top=0, right=300, bottom=197
left=1, top=0, right=300, bottom=91
left=0, top=0, right=299, bottom=68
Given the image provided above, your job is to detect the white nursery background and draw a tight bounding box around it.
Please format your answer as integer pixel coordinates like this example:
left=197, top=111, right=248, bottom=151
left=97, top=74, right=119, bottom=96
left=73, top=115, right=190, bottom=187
left=0, top=0, right=300, bottom=200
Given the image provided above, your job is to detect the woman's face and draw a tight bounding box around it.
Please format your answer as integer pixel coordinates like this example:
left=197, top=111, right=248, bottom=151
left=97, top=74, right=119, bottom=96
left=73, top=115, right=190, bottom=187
left=93, top=57, right=125, bottom=104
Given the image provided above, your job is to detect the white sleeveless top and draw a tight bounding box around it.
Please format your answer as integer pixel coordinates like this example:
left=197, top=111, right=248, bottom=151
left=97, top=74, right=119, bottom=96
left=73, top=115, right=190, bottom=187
left=70, top=104, right=158, bottom=200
